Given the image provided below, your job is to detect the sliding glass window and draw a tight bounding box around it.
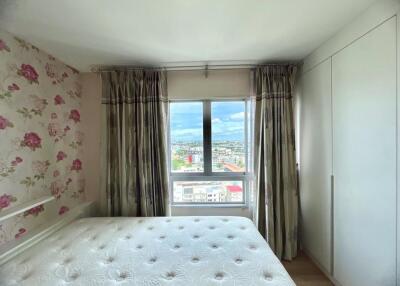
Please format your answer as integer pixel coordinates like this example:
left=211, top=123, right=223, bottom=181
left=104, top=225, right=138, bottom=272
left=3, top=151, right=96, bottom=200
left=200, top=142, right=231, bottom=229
left=169, top=100, right=248, bottom=205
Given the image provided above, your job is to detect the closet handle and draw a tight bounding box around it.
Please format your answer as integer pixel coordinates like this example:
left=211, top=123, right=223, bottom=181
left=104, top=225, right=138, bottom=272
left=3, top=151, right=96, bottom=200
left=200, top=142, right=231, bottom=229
left=330, top=174, right=334, bottom=275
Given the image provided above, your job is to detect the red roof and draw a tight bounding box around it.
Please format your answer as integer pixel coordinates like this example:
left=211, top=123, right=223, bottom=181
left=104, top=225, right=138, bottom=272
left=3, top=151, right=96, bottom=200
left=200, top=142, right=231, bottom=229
left=223, top=163, right=243, bottom=172
left=226, top=185, right=242, bottom=193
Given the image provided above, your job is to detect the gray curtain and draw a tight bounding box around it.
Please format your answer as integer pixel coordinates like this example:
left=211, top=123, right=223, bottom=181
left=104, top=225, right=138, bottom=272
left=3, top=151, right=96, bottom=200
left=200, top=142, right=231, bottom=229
left=101, top=70, right=169, bottom=217
left=253, top=65, right=298, bottom=260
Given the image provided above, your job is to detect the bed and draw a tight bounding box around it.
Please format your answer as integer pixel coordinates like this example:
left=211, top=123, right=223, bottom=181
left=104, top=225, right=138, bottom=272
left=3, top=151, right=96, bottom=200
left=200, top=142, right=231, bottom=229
left=0, top=216, right=295, bottom=285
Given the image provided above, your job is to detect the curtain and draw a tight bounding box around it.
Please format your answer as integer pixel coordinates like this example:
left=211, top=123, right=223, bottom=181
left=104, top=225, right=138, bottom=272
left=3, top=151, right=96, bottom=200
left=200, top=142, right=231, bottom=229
left=253, top=65, right=298, bottom=260
left=101, top=70, right=169, bottom=217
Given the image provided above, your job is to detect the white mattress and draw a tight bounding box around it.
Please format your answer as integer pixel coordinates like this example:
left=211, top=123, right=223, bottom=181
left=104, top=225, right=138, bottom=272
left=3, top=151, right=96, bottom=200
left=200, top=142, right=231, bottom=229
left=0, top=216, right=295, bottom=286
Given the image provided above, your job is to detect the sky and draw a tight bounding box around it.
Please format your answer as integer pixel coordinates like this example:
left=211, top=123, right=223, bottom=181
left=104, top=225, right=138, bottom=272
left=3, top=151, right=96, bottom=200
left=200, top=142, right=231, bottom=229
left=170, top=101, right=245, bottom=143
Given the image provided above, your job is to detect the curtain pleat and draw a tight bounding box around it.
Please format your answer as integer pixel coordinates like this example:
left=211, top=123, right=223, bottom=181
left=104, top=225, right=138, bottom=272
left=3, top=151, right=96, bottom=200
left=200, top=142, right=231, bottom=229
left=102, top=70, right=169, bottom=217
left=253, top=65, right=299, bottom=260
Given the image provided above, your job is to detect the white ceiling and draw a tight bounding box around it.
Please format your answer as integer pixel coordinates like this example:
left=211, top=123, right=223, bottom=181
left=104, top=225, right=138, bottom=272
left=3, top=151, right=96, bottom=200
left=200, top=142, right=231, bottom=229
left=0, top=0, right=377, bottom=71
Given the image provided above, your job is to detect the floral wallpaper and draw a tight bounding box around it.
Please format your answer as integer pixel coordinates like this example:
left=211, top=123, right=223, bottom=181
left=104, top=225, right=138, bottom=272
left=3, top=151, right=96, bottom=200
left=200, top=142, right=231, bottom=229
left=0, top=29, right=85, bottom=246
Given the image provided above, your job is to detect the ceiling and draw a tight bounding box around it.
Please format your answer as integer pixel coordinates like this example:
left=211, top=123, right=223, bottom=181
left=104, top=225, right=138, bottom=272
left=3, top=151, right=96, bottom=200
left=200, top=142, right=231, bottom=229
left=0, top=0, right=377, bottom=71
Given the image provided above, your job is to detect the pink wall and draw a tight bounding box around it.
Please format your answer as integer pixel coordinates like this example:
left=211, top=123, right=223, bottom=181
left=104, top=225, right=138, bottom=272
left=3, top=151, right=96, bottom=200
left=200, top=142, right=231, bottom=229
left=0, top=30, right=85, bottom=245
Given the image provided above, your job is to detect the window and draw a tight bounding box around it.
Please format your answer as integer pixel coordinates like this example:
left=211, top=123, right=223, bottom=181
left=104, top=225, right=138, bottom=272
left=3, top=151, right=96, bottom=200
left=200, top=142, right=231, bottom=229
left=211, top=102, right=245, bottom=172
left=169, top=100, right=248, bottom=205
left=170, top=102, right=203, bottom=172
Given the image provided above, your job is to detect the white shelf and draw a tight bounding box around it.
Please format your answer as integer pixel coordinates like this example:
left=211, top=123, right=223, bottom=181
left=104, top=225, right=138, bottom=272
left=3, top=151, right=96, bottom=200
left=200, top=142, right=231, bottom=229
left=0, top=195, right=55, bottom=222
left=0, top=201, right=93, bottom=265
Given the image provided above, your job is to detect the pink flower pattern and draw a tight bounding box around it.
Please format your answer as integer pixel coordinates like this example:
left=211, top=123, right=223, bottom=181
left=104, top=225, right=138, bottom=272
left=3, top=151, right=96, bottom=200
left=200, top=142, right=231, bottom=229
left=21, top=132, right=42, bottom=151
left=8, top=83, right=19, bottom=91
left=58, top=206, right=69, bottom=215
left=15, top=228, right=27, bottom=239
left=69, top=109, right=80, bottom=123
left=0, top=116, right=13, bottom=130
left=54, top=95, right=65, bottom=105
left=56, top=151, right=67, bottom=162
left=71, top=159, right=82, bottom=172
left=11, top=157, right=23, bottom=166
left=0, top=30, right=84, bottom=246
left=23, top=204, right=44, bottom=217
left=17, top=64, right=39, bottom=84
left=0, top=39, right=10, bottom=52
left=0, top=194, right=17, bottom=210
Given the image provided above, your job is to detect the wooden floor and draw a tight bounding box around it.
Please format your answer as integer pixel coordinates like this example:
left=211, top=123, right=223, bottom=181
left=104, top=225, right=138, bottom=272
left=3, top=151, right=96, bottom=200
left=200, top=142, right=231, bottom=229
left=283, top=252, right=333, bottom=286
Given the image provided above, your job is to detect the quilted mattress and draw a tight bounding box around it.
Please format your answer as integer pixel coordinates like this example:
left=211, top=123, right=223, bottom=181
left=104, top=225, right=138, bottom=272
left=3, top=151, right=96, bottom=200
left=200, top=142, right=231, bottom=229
left=0, top=216, right=295, bottom=286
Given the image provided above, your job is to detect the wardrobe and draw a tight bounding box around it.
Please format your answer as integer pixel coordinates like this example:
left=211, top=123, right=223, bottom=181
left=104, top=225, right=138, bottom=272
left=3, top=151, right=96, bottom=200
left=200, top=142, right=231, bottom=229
left=300, top=1, right=399, bottom=285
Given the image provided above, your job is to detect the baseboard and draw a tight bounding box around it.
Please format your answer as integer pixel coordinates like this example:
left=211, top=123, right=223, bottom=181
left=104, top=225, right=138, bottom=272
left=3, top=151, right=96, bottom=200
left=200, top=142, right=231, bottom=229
left=0, top=201, right=94, bottom=266
left=302, top=248, right=343, bottom=286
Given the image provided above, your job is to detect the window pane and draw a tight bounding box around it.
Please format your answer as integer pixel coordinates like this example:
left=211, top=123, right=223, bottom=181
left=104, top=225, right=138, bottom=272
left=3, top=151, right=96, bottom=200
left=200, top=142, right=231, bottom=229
left=211, top=102, right=245, bottom=172
left=170, top=102, right=203, bottom=172
left=173, top=181, right=243, bottom=203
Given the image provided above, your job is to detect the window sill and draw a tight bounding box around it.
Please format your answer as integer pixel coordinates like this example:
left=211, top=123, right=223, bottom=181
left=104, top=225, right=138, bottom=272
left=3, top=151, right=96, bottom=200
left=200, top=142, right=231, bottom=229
left=171, top=203, right=248, bottom=208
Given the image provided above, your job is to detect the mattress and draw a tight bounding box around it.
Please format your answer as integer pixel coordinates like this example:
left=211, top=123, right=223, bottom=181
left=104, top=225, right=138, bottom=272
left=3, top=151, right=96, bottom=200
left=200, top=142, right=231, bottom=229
left=0, top=216, right=295, bottom=286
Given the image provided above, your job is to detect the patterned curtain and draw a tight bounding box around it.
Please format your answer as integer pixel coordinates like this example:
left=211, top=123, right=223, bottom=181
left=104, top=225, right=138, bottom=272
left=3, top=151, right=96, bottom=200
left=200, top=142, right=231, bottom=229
left=253, top=65, right=298, bottom=260
left=101, top=70, right=169, bottom=217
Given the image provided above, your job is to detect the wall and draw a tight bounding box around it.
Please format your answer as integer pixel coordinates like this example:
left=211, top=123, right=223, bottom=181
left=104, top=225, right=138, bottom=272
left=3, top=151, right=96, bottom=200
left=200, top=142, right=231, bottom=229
left=167, top=69, right=250, bottom=100
left=302, top=0, right=400, bottom=73
left=0, top=30, right=86, bottom=246
left=333, top=18, right=396, bottom=285
left=80, top=73, right=102, bottom=211
left=299, top=0, right=400, bottom=285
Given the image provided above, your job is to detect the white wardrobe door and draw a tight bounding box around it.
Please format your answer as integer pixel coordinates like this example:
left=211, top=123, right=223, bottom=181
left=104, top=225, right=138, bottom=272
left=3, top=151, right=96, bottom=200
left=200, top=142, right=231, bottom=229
left=300, top=58, right=332, bottom=273
left=332, top=18, right=397, bottom=286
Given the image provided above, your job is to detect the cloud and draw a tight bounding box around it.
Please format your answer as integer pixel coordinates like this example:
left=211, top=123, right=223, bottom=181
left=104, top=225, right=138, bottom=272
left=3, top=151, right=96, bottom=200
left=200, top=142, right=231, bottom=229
left=229, top=112, right=244, bottom=120
left=226, top=126, right=244, bottom=132
left=213, top=125, right=243, bottom=135
left=171, top=128, right=203, bottom=142
left=212, top=118, right=222, bottom=124
left=172, top=128, right=202, bottom=137
left=212, top=120, right=244, bottom=140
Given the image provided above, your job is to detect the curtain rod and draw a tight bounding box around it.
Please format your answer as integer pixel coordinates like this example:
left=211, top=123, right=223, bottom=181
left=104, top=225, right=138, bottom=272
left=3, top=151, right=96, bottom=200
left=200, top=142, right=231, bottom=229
left=91, top=62, right=301, bottom=72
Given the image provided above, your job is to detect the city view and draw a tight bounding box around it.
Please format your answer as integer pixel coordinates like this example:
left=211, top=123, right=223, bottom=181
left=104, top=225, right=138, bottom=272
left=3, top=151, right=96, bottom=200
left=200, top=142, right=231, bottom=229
left=173, top=181, right=243, bottom=203
left=171, top=140, right=245, bottom=173
left=170, top=101, right=245, bottom=203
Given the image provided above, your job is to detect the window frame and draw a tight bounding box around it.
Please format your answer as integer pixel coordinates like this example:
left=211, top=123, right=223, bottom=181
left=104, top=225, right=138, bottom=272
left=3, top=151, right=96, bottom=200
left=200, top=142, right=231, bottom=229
left=168, top=99, right=249, bottom=206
